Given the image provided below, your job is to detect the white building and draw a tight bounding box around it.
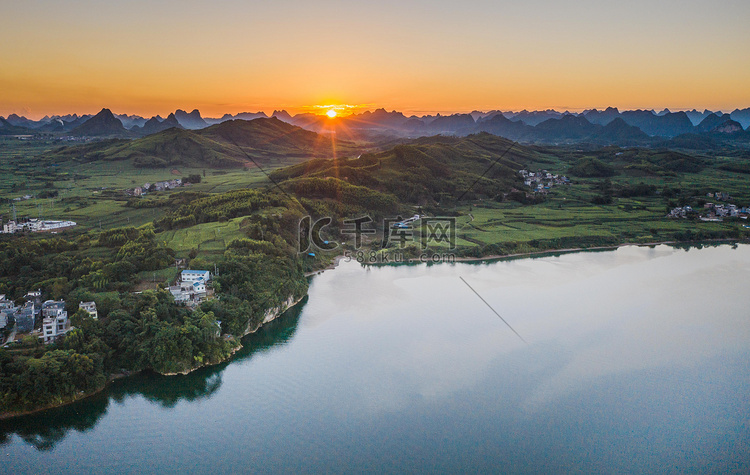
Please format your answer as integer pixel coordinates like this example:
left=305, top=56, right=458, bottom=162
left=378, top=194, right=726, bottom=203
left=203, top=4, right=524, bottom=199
left=2, top=221, right=20, bottom=234
left=0, top=295, right=14, bottom=311
left=78, top=301, right=98, bottom=319
left=1, top=220, right=76, bottom=234
left=41, top=300, right=70, bottom=344
left=191, top=280, right=206, bottom=294
left=181, top=270, right=211, bottom=283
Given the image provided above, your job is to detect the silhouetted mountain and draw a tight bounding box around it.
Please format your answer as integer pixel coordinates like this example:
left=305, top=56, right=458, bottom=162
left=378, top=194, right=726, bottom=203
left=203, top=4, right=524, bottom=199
left=589, top=118, right=651, bottom=145
left=5, top=114, right=38, bottom=128
left=532, top=115, right=597, bottom=141
left=348, top=108, right=410, bottom=128
left=287, top=113, right=323, bottom=129
left=46, top=117, right=355, bottom=169
left=36, top=115, right=89, bottom=132
left=37, top=117, right=67, bottom=132
left=200, top=117, right=329, bottom=152
left=418, top=113, right=475, bottom=133
left=619, top=110, right=694, bottom=137
left=132, top=113, right=184, bottom=135
left=469, top=113, right=533, bottom=140
left=52, top=113, right=82, bottom=122
left=729, top=108, right=750, bottom=129
left=709, top=119, right=744, bottom=134
left=469, top=110, right=487, bottom=121
left=70, top=108, right=130, bottom=136
left=116, top=114, right=148, bottom=129
left=272, top=110, right=293, bottom=122
left=695, top=113, right=738, bottom=133
left=684, top=109, right=716, bottom=126
left=0, top=117, right=34, bottom=135
left=583, top=107, right=621, bottom=126
left=12, top=105, right=750, bottom=148
left=506, top=109, right=563, bottom=126
left=476, top=110, right=510, bottom=122
left=204, top=111, right=268, bottom=125
left=235, top=112, right=268, bottom=121
left=174, top=109, right=208, bottom=129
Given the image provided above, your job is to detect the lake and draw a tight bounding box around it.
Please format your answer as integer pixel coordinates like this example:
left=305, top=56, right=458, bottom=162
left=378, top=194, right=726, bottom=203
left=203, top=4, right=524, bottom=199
left=2, top=244, right=749, bottom=473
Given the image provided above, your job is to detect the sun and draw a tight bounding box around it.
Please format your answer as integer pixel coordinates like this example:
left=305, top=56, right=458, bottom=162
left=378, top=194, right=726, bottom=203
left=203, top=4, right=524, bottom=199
left=326, top=109, right=337, bottom=118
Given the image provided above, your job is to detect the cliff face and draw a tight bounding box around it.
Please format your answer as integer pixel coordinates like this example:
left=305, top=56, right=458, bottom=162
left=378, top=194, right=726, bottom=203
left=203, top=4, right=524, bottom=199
left=244, top=294, right=303, bottom=336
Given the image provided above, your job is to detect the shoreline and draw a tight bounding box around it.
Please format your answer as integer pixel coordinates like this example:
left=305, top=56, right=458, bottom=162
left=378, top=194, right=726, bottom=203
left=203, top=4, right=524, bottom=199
left=446, top=238, right=742, bottom=264
left=2, top=238, right=742, bottom=420
left=306, top=238, right=743, bottom=274
left=0, top=372, right=130, bottom=421
left=1, top=297, right=306, bottom=420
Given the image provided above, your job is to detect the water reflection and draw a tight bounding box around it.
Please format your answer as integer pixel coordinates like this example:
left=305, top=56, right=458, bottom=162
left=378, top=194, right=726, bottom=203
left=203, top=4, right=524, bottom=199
left=0, top=298, right=306, bottom=450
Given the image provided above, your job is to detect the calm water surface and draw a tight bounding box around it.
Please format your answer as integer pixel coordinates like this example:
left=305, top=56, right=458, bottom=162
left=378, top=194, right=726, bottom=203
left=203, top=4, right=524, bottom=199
left=2, top=244, right=749, bottom=473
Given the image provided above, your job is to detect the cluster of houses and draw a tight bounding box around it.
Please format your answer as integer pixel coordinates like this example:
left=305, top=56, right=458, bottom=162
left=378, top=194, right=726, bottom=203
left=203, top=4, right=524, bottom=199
left=2, top=219, right=77, bottom=234
left=126, top=179, right=185, bottom=197
left=700, top=202, right=749, bottom=221
left=668, top=202, right=750, bottom=221
left=0, top=290, right=98, bottom=345
left=667, top=206, right=694, bottom=218
left=707, top=191, right=731, bottom=201
left=168, top=270, right=211, bottom=305
left=519, top=169, right=571, bottom=193
left=0, top=271, right=211, bottom=345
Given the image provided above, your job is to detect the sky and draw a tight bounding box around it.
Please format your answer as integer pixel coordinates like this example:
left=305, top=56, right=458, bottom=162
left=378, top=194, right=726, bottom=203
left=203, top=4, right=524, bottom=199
left=1, top=0, right=749, bottom=119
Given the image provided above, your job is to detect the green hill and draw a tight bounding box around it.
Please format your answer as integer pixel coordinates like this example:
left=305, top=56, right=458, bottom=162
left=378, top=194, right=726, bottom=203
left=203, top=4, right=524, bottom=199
left=569, top=157, right=617, bottom=177
left=271, top=133, right=542, bottom=203
left=200, top=118, right=333, bottom=158
left=44, top=117, right=358, bottom=169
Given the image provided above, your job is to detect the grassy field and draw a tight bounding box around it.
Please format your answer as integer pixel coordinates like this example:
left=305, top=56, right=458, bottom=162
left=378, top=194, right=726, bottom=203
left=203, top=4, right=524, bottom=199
left=0, top=137, right=284, bottom=231
left=159, top=217, right=248, bottom=257
left=1, top=137, right=748, bottom=259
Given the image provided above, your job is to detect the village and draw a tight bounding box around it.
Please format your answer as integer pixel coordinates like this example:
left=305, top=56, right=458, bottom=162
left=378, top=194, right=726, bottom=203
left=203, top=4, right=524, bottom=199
left=0, top=290, right=96, bottom=347
left=125, top=178, right=189, bottom=197
left=1, top=269, right=212, bottom=347
left=668, top=191, right=750, bottom=221
left=518, top=169, right=571, bottom=193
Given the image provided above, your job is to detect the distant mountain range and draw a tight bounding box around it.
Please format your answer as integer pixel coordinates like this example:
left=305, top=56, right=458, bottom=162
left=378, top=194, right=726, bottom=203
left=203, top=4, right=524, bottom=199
left=43, top=117, right=359, bottom=169
left=3, top=106, right=750, bottom=148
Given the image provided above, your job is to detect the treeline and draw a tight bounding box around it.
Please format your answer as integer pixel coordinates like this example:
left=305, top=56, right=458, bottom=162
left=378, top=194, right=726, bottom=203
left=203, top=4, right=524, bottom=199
left=154, top=189, right=295, bottom=231
left=0, top=226, right=174, bottom=300
left=283, top=177, right=399, bottom=214
left=1, top=192, right=313, bottom=414
left=1, top=291, right=237, bottom=413
left=126, top=191, right=208, bottom=209
left=0, top=227, right=229, bottom=413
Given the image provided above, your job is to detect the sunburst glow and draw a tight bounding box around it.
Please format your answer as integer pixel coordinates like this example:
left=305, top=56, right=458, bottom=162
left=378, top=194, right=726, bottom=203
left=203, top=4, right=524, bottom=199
left=326, top=109, right=337, bottom=118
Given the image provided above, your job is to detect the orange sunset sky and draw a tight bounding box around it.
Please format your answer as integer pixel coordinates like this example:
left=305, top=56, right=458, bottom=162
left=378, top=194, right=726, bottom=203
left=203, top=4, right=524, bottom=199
left=2, top=0, right=749, bottom=119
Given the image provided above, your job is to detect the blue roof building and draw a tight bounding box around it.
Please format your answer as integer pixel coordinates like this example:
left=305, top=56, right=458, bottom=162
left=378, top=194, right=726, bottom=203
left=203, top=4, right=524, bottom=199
left=181, top=270, right=211, bottom=283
